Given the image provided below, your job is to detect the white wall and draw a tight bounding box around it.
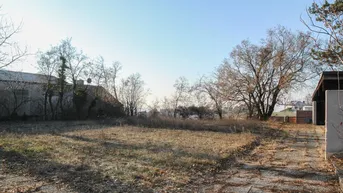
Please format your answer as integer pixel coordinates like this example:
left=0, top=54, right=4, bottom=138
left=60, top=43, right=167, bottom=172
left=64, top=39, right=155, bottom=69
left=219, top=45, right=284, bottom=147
left=303, top=106, right=312, bottom=111
left=326, top=90, right=343, bottom=157
left=0, top=81, right=44, bottom=117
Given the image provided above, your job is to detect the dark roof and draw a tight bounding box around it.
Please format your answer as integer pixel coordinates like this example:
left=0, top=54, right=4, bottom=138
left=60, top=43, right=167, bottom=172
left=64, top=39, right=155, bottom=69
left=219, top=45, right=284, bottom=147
left=312, top=71, right=343, bottom=101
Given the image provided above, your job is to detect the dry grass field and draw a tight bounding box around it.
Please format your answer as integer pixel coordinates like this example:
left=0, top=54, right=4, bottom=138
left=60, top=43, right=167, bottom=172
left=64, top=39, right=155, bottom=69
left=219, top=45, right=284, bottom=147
left=0, top=119, right=277, bottom=192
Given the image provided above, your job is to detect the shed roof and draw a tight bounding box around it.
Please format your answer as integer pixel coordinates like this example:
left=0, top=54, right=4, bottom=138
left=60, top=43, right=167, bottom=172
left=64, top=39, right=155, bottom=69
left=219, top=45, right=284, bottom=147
left=312, top=71, right=343, bottom=101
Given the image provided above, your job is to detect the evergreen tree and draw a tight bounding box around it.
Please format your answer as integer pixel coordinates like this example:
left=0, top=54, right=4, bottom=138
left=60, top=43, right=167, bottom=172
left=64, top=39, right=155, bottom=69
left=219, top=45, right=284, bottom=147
left=58, top=56, right=68, bottom=117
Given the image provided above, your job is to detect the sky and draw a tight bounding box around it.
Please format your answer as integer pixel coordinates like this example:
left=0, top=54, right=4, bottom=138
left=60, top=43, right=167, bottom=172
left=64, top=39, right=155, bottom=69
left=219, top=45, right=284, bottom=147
left=2, top=0, right=317, bottom=103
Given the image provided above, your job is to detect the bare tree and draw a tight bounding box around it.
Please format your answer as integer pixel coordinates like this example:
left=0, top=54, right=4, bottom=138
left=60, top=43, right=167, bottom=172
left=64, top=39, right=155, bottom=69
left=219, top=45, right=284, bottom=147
left=216, top=62, right=256, bottom=118
left=193, top=76, right=225, bottom=119
left=161, top=96, right=174, bottom=117
left=0, top=71, right=31, bottom=118
left=57, top=38, right=91, bottom=118
left=118, top=73, right=149, bottom=116
left=90, top=56, right=106, bottom=90
left=37, top=47, right=59, bottom=120
left=0, top=7, right=27, bottom=69
left=80, top=56, right=123, bottom=119
left=147, top=98, right=160, bottom=117
left=171, top=76, right=189, bottom=118
left=224, top=26, right=316, bottom=120
left=84, top=56, right=107, bottom=118
left=305, top=93, right=312, bottom=105
left=89, top=56, right=121, bottom=99
left=58, top=38, right=89, bottom=91
left=108, top=62, right=121, bottom=99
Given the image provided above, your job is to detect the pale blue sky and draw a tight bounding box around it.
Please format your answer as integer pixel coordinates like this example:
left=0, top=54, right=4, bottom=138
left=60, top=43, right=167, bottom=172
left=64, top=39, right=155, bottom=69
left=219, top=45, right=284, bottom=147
left=2, top=0, right=315, bottom=101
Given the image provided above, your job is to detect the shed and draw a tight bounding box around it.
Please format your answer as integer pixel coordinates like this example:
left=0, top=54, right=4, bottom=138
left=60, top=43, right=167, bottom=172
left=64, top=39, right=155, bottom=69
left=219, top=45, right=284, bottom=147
left=312, top=71, right=343, bottom=157
left=271, top=108, right=296, bottom=123
left=312, top=71, right=343, bottom=125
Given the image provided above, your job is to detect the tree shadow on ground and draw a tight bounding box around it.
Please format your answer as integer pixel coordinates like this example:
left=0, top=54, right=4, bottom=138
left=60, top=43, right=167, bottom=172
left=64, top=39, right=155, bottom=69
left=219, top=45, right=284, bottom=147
left=0, top=131, right=229, bottom=192
left=125, top=117, right=287, bottom=138
left=0, top=118, right=287, bottom=140
left=0, top=120, right=116, bottom=135
left=0, top=147, right=153, bottom=193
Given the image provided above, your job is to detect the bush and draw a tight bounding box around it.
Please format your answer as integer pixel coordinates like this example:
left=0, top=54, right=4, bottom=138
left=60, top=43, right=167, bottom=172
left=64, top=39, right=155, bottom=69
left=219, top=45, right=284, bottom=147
left=125, top=116, right=271, bottom=134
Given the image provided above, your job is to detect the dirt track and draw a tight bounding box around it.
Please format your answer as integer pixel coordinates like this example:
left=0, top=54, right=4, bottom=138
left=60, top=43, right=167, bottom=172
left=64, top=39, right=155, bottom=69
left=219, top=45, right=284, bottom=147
left=191, top=125, right=340, bottom=193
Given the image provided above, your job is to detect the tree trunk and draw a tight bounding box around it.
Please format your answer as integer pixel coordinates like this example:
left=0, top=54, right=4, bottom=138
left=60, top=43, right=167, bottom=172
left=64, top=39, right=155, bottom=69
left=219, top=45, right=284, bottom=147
left=59, top=92, right=64, bottom=118
left=218, top=110, right=223, bottom=119
left=44, top=91, right=48, bottom=121
left=259, top=113, right=269, bottom=121
left=248, top=108, right=254, bottom=119
left=48, top=93, right=54, bottom=120
left=113, top=87, right=118, bottom=100
left=267, top=88, right=280, bottom=118
left=130, top=107, right=134, bottom=116
left=87, top=98, right=96, bottom=119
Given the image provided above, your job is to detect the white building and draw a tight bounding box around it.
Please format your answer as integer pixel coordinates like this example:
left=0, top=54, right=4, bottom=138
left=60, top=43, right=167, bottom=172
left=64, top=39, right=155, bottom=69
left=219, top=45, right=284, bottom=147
left=0, top=70, right=122, bottom=120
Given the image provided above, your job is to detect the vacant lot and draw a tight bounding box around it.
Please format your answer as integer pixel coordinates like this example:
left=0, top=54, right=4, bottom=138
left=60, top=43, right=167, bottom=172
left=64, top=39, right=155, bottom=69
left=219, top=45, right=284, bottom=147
left=0, top=120, right=260, bottom=192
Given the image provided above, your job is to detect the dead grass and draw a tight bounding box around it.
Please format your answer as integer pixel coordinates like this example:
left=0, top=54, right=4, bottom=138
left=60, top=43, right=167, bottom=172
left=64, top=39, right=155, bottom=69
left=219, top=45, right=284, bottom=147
left=127, top=117, right=283, bottom=137
left=0, top=120, right=257, bottom=192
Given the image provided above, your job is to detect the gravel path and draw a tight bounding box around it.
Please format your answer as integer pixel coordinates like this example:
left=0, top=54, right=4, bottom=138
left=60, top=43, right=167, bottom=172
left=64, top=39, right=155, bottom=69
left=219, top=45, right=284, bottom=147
left=194, top=125, right=340, bottom=193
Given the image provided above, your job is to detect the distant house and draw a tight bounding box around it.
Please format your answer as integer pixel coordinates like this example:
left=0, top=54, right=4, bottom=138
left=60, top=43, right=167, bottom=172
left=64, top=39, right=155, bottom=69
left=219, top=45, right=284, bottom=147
left=271, top=106, right=312, bottom=124
left=302, top=106, right=313, bottom=111
left=271, top=108, right=297, bottom=123
left=0, top=70, right=123, bottom=120
left=284, top=101, right=310, bottom=111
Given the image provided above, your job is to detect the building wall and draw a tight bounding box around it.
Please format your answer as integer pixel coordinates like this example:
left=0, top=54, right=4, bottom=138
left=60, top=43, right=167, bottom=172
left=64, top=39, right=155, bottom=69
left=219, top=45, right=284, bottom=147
left=296, top=110, right=312, bottom=124
left=316, top=100, right=325, bottom=125
left=303, top=106, right=312, bottom=111
left=0, top=81, right=45, bottom=118
left=0, top=80, right=123, bottom=120
left=270, top=116, right=286, bottom=122
left=270, top=116, right=296, bottom=123
left=289, top=117, right=297, bottom=123
left=325, top=90, right=343, bottom=156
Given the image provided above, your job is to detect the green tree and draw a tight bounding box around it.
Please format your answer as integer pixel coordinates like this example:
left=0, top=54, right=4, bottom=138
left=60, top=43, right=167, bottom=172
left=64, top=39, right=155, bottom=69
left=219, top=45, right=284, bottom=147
left=58, top=56, right=68, bottom=117
left=302, top=0, right=343, bottom=67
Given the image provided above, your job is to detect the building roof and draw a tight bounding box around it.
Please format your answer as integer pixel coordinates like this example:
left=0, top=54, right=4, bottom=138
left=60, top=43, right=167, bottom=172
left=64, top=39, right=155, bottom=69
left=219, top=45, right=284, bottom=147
left=0, top=70, right=122, bottom=106
left=0, top=70, right=58, bottom=84
left=272, top=108, right=296, bottom=117
left=312, top=71, right=343, bottom=101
